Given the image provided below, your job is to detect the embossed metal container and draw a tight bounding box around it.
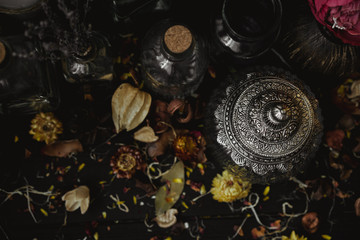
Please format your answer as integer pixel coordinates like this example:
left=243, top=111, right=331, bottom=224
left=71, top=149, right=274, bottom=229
left=205, top=66, right=323, bottom=183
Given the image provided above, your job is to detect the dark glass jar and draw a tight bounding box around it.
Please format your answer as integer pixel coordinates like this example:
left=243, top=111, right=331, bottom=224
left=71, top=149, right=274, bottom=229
left=0, top=35, right=60, bottom=115
left=61, top=31, right=114, bottom=84
left=110, top=0, right=172, bottom=23
left=211, top=0, right=282, bottom=62
left=140, top=19, right=208, bottom=100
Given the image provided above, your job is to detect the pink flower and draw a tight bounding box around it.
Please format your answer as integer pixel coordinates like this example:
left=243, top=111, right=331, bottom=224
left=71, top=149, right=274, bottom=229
left=308, top=0, right=360, bottom=45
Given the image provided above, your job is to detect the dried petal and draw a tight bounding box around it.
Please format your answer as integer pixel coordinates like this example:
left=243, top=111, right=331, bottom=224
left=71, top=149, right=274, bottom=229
left=155, top=161, right=184, bottom=216
left=134, top=126, right=159, bottom=143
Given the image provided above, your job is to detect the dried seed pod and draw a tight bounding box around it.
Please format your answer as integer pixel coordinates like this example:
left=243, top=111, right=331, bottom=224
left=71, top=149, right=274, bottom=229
left=111, top=83, right=152, bottom=133
left=134, top=126, right=159, bottom=143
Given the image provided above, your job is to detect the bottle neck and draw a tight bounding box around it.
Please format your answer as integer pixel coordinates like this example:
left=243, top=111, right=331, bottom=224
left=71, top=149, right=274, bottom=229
left=73, top=38, right=97, bottom=62
left=161, top=24, right=194, bottom=61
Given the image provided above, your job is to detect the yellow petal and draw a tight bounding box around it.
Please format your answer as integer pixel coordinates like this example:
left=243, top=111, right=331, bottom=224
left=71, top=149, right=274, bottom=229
left=40, top=208, right=48, bottom=216
left=321, top=235, right=332, bottom=240
left=263, top=186, right=270, bottom=196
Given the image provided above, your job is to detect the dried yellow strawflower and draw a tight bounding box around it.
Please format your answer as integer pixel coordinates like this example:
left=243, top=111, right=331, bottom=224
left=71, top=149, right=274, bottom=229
left=210, top=169, right=251, bottom=203
left=29, top=112, right=63, bottom=144
left=282, top=231, right=307, bottom=240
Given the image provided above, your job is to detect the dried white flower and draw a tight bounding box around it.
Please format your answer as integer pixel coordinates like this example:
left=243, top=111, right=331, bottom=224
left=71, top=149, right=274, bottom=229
left=61, top=185, right=90, bottom=214
left=154, top=208, right=178, bottom=228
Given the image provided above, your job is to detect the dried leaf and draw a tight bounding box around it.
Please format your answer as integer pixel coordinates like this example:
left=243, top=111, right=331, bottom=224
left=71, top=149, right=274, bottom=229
left=111, top=83, right=152, bottom=133
left=41, top=139, right=83, bottom=157
left=134, top=126, right=159, bottom=143
left=155, top=161, right=184, bottom=216
left=135, top=179, right=157, bottom=196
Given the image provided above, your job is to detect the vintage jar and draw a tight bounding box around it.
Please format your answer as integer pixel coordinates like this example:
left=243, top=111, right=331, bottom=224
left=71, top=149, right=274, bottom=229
left=211, top=0, right=282, bottom=63
left=205, top=66, right=323, bottom=183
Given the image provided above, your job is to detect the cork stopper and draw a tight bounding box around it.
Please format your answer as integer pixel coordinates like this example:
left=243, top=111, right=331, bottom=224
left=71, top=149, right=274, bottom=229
left=164, top=25, right=192, bottom=54
left=0, top=41, right=6, bottom=64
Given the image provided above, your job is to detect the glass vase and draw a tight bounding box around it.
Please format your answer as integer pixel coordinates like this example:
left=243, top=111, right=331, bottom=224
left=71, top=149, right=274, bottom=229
left=0, top=34, right=60, bottom=115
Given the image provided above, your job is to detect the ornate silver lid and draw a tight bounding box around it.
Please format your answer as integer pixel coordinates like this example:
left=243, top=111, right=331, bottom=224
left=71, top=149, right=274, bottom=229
left=213, top=67, right=323, bottom=183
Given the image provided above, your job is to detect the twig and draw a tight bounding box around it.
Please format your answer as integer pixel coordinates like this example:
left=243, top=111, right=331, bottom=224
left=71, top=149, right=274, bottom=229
left=228, top=214, right=250, bottom=240
left=0, top=223, right=10, bottom=240
left=241, top=193, right=279, bottom=230
left=24, top=178, right=38, bottom=223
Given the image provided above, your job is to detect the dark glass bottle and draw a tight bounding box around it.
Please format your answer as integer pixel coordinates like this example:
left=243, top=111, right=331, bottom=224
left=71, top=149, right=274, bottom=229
left=61, top=31, right=114, bottom=84
left=211, top=0, right=282, bottom=63
left=140, top=19, right=208, bottom=100
left=0, top=35, right=60, bottom=115
left=110, top=0, right=172, bottom=23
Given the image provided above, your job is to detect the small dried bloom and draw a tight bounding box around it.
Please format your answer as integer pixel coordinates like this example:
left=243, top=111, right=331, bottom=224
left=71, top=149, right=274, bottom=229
left=173, top=130, right=207, bottom=167
left=29, top=112, right=63, bottom=144
left=210, top=170, right=251, bottom=203
left=282, top=231, right=307, bottom=240
left=110, top=145, right=146, bottom=179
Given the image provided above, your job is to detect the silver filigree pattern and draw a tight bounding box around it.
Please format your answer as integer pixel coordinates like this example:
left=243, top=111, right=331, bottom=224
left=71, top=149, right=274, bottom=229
left=214, top=69, right=323, bottom=182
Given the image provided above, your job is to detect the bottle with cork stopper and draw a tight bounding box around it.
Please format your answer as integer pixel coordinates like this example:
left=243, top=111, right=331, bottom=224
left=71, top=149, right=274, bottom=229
left=140, top=19, right=208, bottom=100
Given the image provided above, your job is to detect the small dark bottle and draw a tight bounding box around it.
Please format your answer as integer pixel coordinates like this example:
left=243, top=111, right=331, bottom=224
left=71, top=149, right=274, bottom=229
left=211, top=0, right=282, bottom=63
left=140, top=19, right=208, bottom=100
left=62, top=31, right=114, bottom=84
left=0, top=35, right=60, bottom=115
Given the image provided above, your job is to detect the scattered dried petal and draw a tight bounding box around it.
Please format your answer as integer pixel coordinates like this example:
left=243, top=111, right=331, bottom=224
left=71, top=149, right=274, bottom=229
left=321, top=234, right=332, bottom=240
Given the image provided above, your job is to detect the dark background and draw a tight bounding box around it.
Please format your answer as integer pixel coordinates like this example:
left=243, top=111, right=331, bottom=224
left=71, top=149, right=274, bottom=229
left=0, top=0, right=359, bottom=239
